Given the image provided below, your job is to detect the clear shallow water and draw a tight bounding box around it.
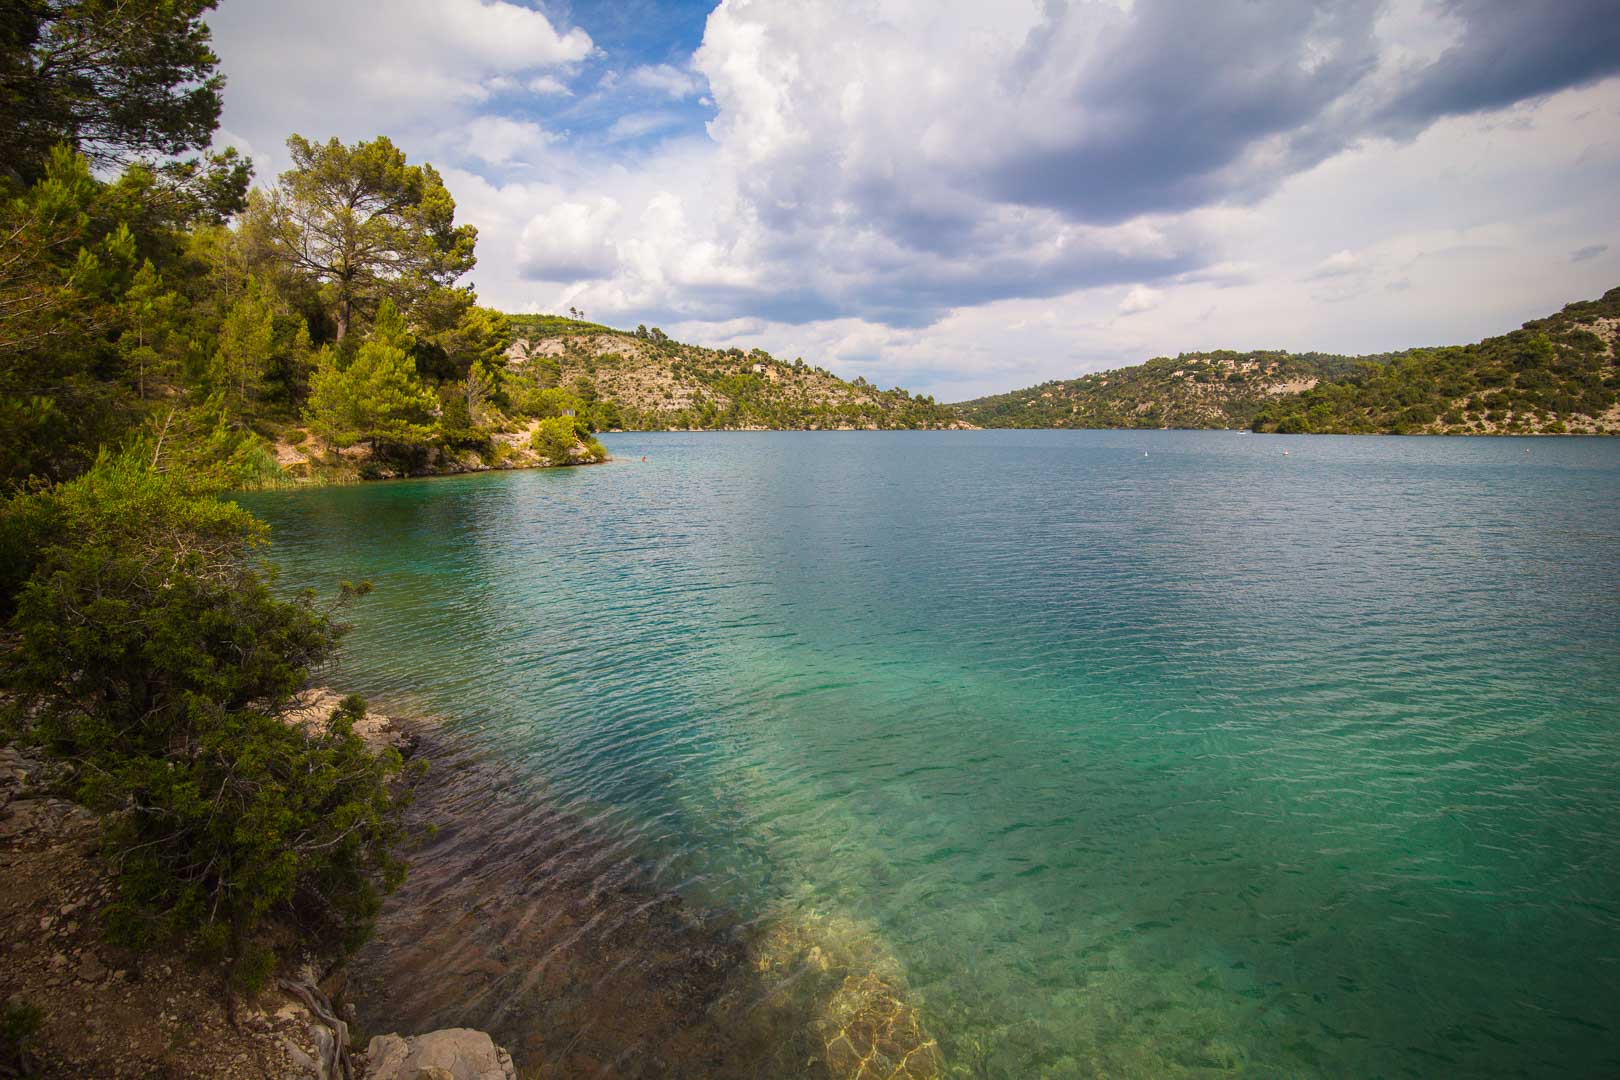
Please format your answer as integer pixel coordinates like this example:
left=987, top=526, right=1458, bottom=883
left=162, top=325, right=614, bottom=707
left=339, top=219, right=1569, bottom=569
left=242, top=430, right=1620, bottom=1078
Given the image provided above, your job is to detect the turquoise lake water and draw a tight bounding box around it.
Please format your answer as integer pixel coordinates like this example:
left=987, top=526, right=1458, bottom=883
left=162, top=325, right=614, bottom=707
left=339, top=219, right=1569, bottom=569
left=243, top=430, right=1620, bottom=1077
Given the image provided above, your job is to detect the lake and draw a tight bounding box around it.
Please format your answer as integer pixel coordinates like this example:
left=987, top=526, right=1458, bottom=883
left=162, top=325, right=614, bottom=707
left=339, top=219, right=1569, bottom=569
left=242, top=429, right=1620, bottom=1077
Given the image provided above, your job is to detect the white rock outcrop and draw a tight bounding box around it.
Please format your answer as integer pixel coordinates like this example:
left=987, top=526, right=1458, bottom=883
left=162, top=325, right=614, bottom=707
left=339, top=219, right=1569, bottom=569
left=364, top=1029, right=516, bottom=1080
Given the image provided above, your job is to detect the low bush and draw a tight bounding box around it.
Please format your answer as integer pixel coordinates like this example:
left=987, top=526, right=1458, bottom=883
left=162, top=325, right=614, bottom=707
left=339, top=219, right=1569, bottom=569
left=528, top=415, right=578, bottom=461
left=1, top=454, right=408, bottom=981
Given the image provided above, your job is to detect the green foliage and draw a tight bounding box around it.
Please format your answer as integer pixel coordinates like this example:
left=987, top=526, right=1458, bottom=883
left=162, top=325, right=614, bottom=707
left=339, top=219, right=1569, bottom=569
left=213, top=276, right=276, bottom=408
left=306, top=303, right=440, bottom=454
left=436, top=358, right=499, bottom=452
left=587, top=398, right=623, bottom=432
left=0, top=10, right=437, bottom=1003
left=414, top=287, right=510, bottom=380
left=369, top=297, right=415, bottom=353
left=132, top=396, right=283, bottom=490
left=1, top=998, right=44, bottom=1076
left=1, top=455, right=406, bottom=967
left=341, top=339, right=438, bottom=449
left=1250, top=290, right=1620, bottom=435
left=305, top=350, right=358, bottom=448
left=503, top=318, right=961, bottom=432
left=262, top=314, right=317, bottom=408
left=0, top=0, right=227, bottom=182
left=506, top=313, right=613, bottom=338
left=956, top=350, right=1373, bottom=430
left=463, top=359, right=499, bottom=430
left=118, top=260, right=184, bottom=400
left=512, top=385, right=583, bottom=420
left=262, top=135, right=477, bottom=341
left=528, top=415, right=581, bottom=461
left=0, top=147, right=142, bottom=488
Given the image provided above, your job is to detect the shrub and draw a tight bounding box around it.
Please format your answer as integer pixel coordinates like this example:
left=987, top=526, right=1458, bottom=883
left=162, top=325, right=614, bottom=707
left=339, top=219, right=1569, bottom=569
left=528, top=415, right=578, bottom=462
left=2, top=454, right=407, bottom=974
left=511, top=385, right=583, bottom=420
left=1, top=999, right=44, bottom=1075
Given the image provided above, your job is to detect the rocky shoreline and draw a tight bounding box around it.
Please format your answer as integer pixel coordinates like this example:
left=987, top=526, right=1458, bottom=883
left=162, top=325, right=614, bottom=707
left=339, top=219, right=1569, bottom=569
left=2, top=690, right=945, bottom=1078
left=0, top=696, right=518, bottom=1080
left=267, top=426, right=610, bottom=487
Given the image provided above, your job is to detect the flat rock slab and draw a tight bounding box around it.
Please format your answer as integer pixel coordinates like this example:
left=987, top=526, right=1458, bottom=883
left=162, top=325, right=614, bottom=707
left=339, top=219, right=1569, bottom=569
left=365, top=1029, right=516, bottom=1080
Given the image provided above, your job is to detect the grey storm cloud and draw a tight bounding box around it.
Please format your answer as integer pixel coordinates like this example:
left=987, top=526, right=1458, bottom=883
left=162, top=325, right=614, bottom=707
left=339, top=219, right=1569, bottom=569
left=1377, top=0, right=1620, bottom=129
left=989, top=0, right=1379, bottom=223
left=1570, top=244, right=1608, bottom=263
left=982, top=0, right=1620, bottom=225
left=603, top=202, right=1208, bottom=329
left=615, top=235, right=1201, bottom=329
left=672, top=0, right=1620, bottom=329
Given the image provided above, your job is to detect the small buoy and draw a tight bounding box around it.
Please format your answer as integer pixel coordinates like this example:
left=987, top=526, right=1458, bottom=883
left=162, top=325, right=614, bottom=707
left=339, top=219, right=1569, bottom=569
left=1283, top=450, right=1291, bottom=456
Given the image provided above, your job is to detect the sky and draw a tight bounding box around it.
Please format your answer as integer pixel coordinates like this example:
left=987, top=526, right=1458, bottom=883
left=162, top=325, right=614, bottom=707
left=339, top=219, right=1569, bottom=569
left=207, top=0, right=1620, bottom=401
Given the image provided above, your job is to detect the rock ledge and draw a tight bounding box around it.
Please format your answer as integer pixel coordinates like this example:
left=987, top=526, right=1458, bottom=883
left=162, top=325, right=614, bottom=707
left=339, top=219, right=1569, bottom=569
left=365, top=1028, right=517, bottom=1080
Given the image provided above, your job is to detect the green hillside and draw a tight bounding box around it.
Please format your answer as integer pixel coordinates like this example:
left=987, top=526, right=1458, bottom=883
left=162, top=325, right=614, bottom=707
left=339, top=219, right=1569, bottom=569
left=956, top=350, right=1370, bottom=430
left=503, top=319, right=963, bottom=431
left=1250, top=287, right=1620, bottom=435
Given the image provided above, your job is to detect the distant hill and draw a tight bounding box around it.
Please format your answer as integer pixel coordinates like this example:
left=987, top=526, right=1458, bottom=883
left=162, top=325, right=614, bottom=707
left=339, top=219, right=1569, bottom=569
left=1249, top=287, right=1620, bottom=435
left=503, top=316, right=964, bottom=431
left=954, top=286, right=1620, bottom=436
left=955, top=350, right=1372, bottom=430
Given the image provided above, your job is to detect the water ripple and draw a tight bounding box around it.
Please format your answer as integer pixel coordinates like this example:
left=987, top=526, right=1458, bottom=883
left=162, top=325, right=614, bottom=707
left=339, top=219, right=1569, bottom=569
left=243, top=430, right=1620, bottom=1078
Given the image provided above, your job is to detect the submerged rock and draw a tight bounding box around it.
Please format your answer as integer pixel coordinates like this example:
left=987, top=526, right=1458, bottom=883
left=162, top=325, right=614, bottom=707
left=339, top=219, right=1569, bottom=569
left=819, top=971, right=943, bottom=1080
left=364, top=1028, right=517, bottom=1080
left=754, top=912, right=944, bottom=1079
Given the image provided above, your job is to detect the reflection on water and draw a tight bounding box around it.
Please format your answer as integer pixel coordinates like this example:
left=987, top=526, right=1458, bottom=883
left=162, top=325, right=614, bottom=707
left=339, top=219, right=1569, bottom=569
left=244, top=430, right=1620, bottom=1078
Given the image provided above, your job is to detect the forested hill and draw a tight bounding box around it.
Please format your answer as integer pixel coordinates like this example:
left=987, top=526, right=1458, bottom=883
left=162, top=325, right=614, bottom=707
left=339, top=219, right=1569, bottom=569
left=954, top=350, right=1371, bottom=430
left=1249, top=287, right=1620, bottom=435
left=954, top=286, right=1620, bottom=435
left=504, top=316, right=965, bottom=431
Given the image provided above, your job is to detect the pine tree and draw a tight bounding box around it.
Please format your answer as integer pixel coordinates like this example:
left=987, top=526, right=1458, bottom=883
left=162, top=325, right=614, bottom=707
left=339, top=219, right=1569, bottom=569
left=213, top=276, right=275, bottom=408
left=262, top=135, right=476, bottom=341
left=118, top=261, right=182, bottom=400
left=305, top=347, right=360, bottom=448
left=346, top=340, right=438, bottom=451
left=464, top=359, right=498, bottom=429
left=305, top=302, right=438, bottom=453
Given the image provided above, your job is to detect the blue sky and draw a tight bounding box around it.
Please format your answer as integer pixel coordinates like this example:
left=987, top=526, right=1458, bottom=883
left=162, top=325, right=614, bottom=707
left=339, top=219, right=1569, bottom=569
left=500, top=0, right=716, bottom=148
left=208, top=0, right=1620, bottom=400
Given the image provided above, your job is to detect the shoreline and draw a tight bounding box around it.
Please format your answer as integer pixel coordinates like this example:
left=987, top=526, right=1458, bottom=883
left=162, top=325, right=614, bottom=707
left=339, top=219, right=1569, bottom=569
left=1, top=689, right=946, bottom=1077
left=601, top=424, right=1614, bottom=436
left=0, top=694, right=521, bottom=1080
left=242, top=452, right=611, bottom=493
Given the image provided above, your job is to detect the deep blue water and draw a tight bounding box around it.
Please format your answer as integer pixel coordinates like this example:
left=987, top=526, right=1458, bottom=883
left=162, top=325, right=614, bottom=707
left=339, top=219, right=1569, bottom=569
left=242, top=430, right=1620, bottom=1077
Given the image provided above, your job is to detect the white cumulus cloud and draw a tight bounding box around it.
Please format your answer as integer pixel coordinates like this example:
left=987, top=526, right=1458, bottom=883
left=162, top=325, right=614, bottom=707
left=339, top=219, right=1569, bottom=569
left=463, top=116, right=555, bottom=166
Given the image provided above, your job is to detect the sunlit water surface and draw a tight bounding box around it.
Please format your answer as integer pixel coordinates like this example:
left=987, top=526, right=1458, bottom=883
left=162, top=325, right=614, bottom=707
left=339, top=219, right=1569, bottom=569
left=242, top=430, right=1620, bottom=1077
